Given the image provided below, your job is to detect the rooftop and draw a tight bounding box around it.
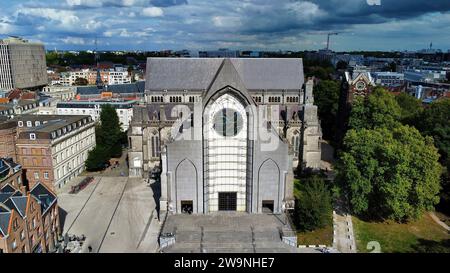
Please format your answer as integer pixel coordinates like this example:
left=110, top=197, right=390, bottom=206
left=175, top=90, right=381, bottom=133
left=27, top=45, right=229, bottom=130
left=145, top=58, right=304, bottom=92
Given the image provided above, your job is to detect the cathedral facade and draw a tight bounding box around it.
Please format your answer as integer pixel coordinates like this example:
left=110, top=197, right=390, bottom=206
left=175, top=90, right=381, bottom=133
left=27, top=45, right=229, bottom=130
left=128, top=58, right=321, bottom=214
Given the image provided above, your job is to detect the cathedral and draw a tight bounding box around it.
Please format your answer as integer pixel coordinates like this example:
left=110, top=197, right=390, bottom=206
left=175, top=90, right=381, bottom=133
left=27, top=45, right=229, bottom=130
left=128, top=58, right=322, bottom=214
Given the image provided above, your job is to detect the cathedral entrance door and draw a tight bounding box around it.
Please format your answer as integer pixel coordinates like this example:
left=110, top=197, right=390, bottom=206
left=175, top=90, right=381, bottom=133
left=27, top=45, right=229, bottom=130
left=218, top=192, right=237, bottom=211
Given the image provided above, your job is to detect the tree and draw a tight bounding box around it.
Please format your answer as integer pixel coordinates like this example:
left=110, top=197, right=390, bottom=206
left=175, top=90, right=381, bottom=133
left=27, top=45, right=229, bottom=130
left=336, top=125, right=442, bottom=221
left=348, top=87, right=402, bottom=131
left=395, top=92, right=423, bottom=124
left=85, top=145, right=110, bottom=171
left=73, top=77, right=88, bottom=86
left=336, top=60, right=348, bottom=70
left=313, top=80, right=340, bottom=140
left=96, top=104, right=124, bottom=158
left=294, top=175, right=333, bottom=231
left=414, top=99, right=450, bottom=214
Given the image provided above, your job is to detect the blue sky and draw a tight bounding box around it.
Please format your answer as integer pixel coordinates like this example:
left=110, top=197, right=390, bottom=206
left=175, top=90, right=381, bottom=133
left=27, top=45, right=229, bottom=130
left=1, top=0, right=450, bottom=51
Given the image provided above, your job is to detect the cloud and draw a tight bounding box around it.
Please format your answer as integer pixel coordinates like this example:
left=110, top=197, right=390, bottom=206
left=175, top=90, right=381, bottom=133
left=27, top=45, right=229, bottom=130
left=142, top=7, right=164, bottom=17
left=59, top=37, right=86, bottom=45
left=1, top=0, right=450, bottom=51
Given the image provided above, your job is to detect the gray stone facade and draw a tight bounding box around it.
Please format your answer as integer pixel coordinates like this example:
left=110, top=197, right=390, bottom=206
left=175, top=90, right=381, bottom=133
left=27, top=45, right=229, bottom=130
left=128, top=58, right=322, bottom=215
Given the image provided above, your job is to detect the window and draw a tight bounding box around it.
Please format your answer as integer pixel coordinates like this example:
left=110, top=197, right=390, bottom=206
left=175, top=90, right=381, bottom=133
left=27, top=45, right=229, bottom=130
left=151, top=134, right=160, bottom=158
left=26, top=121, right=32, bottom=127
left=44, top=172, right=49, bottom=180
left=34, top=172, right=39, bottom=180
left=30, top=133, right=36, bottom=140
left=21, top=230, right=25, bottom=241
left=35, top=121, right=40, bottom=126
left=18, top=121, right=23, bottom=127
left=292, top=131, right=300, bottom=157
left=11, top=240, right=17, bottom=250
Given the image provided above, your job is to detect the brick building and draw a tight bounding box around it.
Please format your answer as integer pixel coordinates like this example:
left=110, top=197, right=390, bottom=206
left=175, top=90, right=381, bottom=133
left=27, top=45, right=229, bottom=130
left=0, top=119, right=17, bottom=161
left=14, top=115, right=96, bottom=190
left=0, top=181, right=60, bottom=253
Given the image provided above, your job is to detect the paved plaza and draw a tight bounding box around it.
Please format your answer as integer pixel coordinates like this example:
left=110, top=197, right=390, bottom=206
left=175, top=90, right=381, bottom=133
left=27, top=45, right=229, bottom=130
left=161, top=213, right=304, bottom=253
left=57, top=176, right=161, bottom=253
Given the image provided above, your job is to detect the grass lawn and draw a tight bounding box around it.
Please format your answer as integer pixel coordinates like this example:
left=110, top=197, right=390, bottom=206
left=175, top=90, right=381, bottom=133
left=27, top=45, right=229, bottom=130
left=353, top=213, right=450, bottom=253
left=297, top=224, right=333, bottom=246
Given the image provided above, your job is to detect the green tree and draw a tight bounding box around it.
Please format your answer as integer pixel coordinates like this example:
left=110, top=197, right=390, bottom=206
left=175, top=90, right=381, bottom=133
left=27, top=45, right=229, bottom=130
left=294, top=175, right=333, bottom=231
left=414, top=99, right=450, bottom=214
left=314, top=80, right=340, bottom=140
left=336, top=125, right=441, bottom=221
left=73, top=77, right=88, bottom=86
left=85, top=145, right=109, bottom=171
left=348, top=87, right=402, bottom=130
left=395, top=92, right=423, bottom=124
left=96, top=104, right=124, bottom=158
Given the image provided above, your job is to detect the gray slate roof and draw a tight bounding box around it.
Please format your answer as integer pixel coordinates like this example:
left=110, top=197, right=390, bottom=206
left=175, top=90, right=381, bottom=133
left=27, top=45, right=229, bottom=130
left=31, top=183, right=56, bottom=215
left=76, top=81, right=145, bottom=95
left=5, top=196, right=27, bottom=218
left=145, top=58, right=304, bottom=91
left=0, top=184, right=16, bottom=193
left=0, top=212, right=11, bottom=236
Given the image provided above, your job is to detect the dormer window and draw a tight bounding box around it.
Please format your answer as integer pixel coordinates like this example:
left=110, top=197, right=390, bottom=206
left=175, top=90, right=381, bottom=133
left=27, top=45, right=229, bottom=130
left=35, top=121, right=40, bottom=126
left=18, top=121, right=23, bottom=127
left=26, top=121, right=32, bottom=127
left=30, top=133, right=36, bottom=140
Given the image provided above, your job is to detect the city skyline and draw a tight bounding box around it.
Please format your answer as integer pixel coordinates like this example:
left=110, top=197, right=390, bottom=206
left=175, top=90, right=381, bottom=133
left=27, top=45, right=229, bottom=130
left=0, top=0, right=450, bottom=52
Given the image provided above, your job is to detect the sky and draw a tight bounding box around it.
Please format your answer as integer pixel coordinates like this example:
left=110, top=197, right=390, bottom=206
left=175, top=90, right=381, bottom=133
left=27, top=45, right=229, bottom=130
left=1, top=0, right=450, bottom=52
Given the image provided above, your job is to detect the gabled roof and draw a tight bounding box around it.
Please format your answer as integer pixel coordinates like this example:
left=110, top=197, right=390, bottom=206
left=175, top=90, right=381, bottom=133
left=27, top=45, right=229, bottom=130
left=30, top=182, right=57, bottom=214
left=4, top=196, right=27, bottom=218
left=0, top=192, right=14, bottom=203
left=145, top=58, right=304, bottom=91
left=0, top=212, right=11, bottom=237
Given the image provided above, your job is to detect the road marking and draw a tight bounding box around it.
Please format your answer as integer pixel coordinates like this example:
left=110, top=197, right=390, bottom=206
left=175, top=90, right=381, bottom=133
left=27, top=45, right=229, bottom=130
left=97, top=178, right=130, bottom=253
left=66, top=177, right=102, bottom=234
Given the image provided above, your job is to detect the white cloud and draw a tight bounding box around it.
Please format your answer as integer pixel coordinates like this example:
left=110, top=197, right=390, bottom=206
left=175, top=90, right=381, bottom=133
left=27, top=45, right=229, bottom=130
left=104, top=28, right=153, bottom=38
left=142, top=7, right=164, bottom=17
left=17, top=8, right=80, bottom=28
left=59, top=37, right=86, bottom=45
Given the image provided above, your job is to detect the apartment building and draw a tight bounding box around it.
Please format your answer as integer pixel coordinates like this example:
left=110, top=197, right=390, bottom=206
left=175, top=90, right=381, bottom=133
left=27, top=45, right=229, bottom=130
left=56, top=100, right=136, bottom=131
left=0, top=37, right=47, bottom=90
left=0, top=181, right=60, bottom=253
left=0, top=120, right=17, bottom=161
left=41, top=86, right=77, bottom=102
left=0, top=157, right=23, bottom=191
left=14, top=115, right=96, bottom=190
left=59, top=69, right=131, bottom=86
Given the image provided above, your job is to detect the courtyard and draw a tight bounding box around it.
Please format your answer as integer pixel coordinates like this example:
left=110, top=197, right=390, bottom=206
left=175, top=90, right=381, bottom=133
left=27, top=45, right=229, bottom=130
left=57, top=175, right=161, bottom=253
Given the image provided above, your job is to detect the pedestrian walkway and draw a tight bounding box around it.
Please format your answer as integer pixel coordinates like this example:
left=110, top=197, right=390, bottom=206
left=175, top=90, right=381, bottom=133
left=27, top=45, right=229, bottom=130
left=429, top=212, right=450, bottom=232
left=333, top=200, right=357, bottom=253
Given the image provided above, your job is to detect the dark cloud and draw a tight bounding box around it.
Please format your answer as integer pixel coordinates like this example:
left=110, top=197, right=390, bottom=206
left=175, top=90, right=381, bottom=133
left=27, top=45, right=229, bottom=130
left=150, top=0, right=187, bottom=7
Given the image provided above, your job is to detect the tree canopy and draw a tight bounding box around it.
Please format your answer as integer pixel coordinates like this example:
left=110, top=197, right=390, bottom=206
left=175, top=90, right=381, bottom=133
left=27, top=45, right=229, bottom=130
left=395, top=92, right=423, bottom=124
left=293, top=175, right=333, bottom=231
left=313, top=80, right=340, bottom=140
left=85, top=104, right=124, bottom=171
left=336, top=125, right=441, bottom=221
left=348, top=88, right=402, bottom=131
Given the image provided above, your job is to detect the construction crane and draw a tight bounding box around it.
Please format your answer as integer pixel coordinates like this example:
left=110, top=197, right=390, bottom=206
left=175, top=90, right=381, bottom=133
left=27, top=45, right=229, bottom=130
left=326, top=32, right=340, bottom=51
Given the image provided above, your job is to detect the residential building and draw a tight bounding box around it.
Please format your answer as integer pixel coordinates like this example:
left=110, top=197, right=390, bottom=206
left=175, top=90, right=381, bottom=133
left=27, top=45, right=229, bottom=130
left=129, top=58, right=323, bottom=214
left=371, top=72, right=405, bottom=88
left=41, top=86, right=77, bottom=101
left=14, top=115, right=96, bottom=190
left=74, top=81, right=145, bottom=101
left=0, top=120, right=17, bottom=161
left=0, top=181, right=60, bottom=253
left=0, top=158, right=23, bottom=191
left=0, top=37, right=47, bottom=90
left=56, top=100, right=137, bottom=131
